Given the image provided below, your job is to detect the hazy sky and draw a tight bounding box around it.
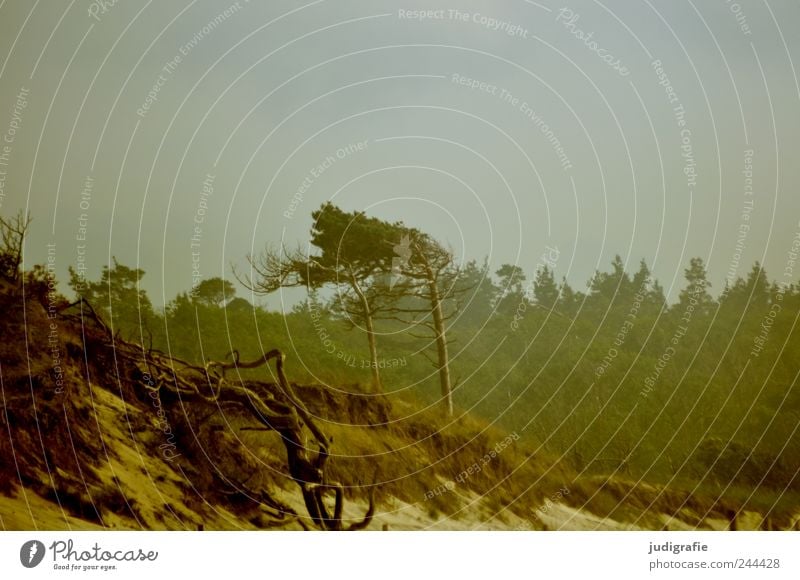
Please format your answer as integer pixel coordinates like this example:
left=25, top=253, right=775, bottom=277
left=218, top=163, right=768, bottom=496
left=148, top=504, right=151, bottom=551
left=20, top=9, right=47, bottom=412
left=1, top=0, right=799, bottom=307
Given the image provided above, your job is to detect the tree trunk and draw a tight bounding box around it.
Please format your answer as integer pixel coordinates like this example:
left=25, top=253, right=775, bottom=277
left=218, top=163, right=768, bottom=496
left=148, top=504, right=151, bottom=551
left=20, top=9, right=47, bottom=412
left=351, top=274, right=382, bottom=391
left=363, top=311, right=381, bottom=391
left=427, top=272, right=453, bottom=416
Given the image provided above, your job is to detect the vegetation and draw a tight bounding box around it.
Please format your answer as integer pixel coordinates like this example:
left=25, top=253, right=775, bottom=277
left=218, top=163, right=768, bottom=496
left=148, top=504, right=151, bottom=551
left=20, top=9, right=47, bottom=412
left=0, top=209, right=31, bottom=282
left=2, top=203, right=798, bottom=529
left=165, top=205, right=800, bottom=519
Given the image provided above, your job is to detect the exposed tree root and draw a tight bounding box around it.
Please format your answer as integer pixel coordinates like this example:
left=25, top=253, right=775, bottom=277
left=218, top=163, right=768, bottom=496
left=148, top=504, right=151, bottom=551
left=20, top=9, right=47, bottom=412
left=62, top=298, right=378, bottom=531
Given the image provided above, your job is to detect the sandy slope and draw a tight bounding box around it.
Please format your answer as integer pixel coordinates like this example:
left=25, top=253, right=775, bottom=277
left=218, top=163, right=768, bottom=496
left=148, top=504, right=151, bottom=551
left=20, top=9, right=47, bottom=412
left=1, top=379, right=788, bottom=531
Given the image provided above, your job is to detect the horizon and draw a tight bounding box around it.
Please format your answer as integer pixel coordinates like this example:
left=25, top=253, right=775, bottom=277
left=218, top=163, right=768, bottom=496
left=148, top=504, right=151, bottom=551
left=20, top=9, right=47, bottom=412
left=0, top=0, right=798, bottom=310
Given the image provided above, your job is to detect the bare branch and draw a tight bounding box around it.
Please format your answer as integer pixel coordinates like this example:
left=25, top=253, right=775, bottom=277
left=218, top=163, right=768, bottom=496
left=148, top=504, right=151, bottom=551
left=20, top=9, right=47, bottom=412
left=235, top=244, right=310, bottom=295
left=0, top=210, right=31, bottom=281
left=68, top=307, right=377, bottom=530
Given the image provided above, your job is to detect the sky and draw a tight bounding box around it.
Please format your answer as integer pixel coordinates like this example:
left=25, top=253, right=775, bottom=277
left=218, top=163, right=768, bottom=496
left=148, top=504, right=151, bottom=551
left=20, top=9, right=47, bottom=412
left=1, top=0, right=799, bottom=307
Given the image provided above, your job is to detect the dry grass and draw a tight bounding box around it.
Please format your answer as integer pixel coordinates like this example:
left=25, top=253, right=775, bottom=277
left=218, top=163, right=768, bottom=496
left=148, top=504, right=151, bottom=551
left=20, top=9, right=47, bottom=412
left=2, top=278, right=794, bottom=530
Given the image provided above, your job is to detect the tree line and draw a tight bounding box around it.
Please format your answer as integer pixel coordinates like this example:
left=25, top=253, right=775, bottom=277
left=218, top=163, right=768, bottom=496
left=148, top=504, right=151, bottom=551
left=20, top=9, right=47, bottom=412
left=50, top=203, right=798, bottom=504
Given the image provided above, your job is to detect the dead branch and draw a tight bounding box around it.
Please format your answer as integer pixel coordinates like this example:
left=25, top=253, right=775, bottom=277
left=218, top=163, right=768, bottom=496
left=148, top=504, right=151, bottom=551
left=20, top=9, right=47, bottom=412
left=62, top=299, right=378, bottom=530
left=0, top=210, right=31, bottom=281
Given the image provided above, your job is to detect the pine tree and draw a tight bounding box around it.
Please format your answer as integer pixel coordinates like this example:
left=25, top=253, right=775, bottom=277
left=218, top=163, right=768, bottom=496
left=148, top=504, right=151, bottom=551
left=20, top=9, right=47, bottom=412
left=677, top=257, right=714, bottom=314
left=744, top=262, right=770, bottom=308
left=68, top=257, right=156, bottom=341
left=495, top=264, right=526, bottom=302
left=558, top=276, right=581, bottom=315
left=534, top=265, right=560, bottom=309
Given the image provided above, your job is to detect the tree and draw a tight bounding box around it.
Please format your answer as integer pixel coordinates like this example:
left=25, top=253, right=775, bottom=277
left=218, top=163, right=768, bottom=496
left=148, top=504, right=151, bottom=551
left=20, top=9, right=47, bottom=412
left=245, top=203, right=405, bottom=391
left=558, top=276, right=582, bottom=316
left=533, top=265, right=560, bottom=309
left=491, top=263, right=525, bottom=318
left=191, top=277, right=235, bottom=307
left=495, top=264, right=526, bottom=304
left=68, top=257, right=156, bottom=341
left=743, top=262, right=770, bottom=309
left=454, top=259, right=496, bottom=324
left=0, top=210, right=31, bottom=282
left=589, top=255, right=631, bottom=303
left=677, top=257, right=714, bottom=315
left=225, top=296, right=253, bottom=314
left=391, top=231, right=464, bottom=416
left=649, top=279, right=667, bottom=311
left=631, top=259, right=651, bottom=293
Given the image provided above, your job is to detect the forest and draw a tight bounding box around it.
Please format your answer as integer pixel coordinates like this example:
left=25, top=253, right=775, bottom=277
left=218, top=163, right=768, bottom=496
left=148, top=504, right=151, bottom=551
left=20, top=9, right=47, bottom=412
left=53, top=202, right=799, bottom=519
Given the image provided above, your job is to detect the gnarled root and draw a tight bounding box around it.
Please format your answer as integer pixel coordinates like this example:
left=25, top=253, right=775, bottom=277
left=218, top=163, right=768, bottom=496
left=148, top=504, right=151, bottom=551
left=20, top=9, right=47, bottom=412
left=302, top=480, right=376, bottom=531
left=62, top=299, right=377, bottom=531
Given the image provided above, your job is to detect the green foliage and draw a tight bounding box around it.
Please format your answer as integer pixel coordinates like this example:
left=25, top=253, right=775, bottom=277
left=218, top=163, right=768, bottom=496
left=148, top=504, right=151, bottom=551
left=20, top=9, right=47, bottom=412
left=678, top=257, right=714, bottom=315
left=495, top=264, right=525, bottom=297
left=68, top=257, right=156, bottom=341
left=689, top=438, right=795, bottom=491
left=190, top=277, right=235, bottom=307
left=73, top=249, right=799, bottom=509
left=309, top=202, right=405, bottom=277
left=0, top=210, right=31, bottom=282
left=533, top=265, right=559, bottom=309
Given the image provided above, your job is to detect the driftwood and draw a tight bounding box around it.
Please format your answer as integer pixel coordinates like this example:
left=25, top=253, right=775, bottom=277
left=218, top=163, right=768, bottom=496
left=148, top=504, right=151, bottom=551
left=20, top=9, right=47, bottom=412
left=63, top=298, right=377, bottom=531
left=206, top=348, right=376, bottom=531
